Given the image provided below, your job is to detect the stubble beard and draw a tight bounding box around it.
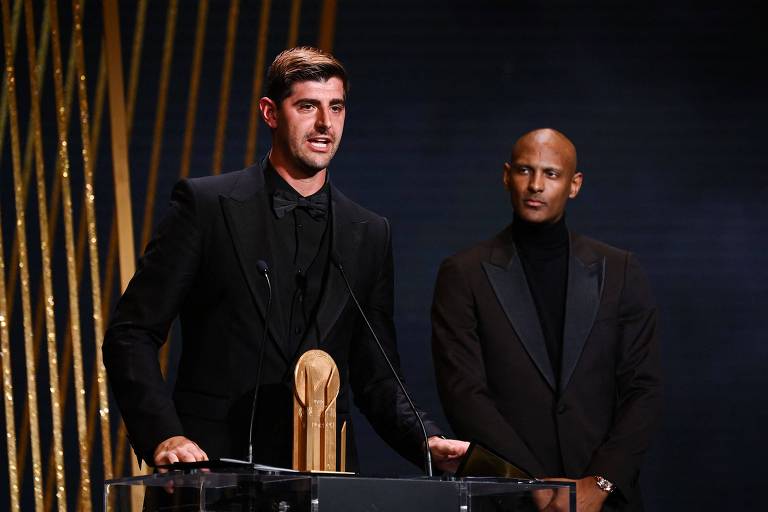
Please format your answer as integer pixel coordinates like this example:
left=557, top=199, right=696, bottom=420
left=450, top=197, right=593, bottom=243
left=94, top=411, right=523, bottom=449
left=292, top=138, right=339, bottom=176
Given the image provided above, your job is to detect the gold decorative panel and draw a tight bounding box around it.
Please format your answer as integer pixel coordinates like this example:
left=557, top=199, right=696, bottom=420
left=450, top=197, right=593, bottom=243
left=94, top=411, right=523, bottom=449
left=0, top=1, right=337, bottom=509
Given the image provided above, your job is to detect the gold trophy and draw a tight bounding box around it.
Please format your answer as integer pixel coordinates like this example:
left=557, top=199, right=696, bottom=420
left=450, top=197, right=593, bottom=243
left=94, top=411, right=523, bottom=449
left=292, top=349, right=347, bottom=472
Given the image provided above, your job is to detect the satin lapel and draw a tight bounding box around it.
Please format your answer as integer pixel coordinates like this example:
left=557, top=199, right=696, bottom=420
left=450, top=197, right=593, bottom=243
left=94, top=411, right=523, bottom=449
left=560, top=234, right=605, bottom=392
left=482, top=236, right=556, bottom=391
left=314, top=188, right=364, bottom=345
left=219, top=179, right=290, bottom=363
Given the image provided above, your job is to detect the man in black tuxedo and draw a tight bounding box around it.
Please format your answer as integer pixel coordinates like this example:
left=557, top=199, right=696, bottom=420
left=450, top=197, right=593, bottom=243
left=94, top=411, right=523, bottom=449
left=104, top=47, right=467, bottom=472
left=431, top=129, right=662, bottom=511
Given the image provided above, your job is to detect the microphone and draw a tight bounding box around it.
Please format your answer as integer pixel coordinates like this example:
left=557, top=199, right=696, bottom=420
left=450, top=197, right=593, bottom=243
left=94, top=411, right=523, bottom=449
left=248, top=259, right=272, bottom=463
left=331, top=253, right=434, bottom=477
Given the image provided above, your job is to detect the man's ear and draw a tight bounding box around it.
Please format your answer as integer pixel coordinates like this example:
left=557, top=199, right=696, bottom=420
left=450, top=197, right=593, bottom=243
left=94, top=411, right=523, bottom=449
left=259, top=97, right=279, bottom=129
left=503, top=162, right=512, bottom=191
left=569, top=171, right=584, bottom=198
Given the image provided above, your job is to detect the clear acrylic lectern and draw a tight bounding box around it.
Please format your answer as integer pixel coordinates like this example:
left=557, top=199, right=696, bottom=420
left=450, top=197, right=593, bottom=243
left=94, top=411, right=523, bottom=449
left=105, top=467, right=575, bottom=511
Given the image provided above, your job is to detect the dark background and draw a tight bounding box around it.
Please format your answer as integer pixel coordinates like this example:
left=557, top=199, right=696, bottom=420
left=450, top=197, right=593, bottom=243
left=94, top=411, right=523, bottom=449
left=1, top=1, right=766, bottom=510
left=331, top=3, right=767, bottom=510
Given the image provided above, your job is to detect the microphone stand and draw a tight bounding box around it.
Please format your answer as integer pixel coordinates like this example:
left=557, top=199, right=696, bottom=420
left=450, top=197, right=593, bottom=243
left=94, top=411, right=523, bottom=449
left=248, top=260, right=272, bottom=463
left=333, top=256, right=433, bottom=477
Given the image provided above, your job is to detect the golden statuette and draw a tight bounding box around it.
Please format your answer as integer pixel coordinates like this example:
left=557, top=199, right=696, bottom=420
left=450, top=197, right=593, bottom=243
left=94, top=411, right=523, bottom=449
left=293, top=349, right=344, bottom=471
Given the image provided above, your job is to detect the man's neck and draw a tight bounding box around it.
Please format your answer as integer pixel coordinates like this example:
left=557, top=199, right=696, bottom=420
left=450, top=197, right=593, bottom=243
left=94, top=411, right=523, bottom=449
left=268, top=152, right=327, bottom=197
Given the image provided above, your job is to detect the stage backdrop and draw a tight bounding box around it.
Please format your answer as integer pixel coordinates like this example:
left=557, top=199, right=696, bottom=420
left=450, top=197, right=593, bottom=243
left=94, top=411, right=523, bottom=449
left=1, top=1, right=765, bottom=510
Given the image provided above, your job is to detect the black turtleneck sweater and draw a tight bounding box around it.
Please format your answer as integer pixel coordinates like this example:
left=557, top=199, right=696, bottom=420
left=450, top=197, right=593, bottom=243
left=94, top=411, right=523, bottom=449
left=512, top=215, right=569, bottom=388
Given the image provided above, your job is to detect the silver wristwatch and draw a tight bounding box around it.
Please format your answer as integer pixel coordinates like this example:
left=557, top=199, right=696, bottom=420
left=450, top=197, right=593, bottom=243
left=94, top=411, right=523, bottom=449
left=594, top=475, right=615, bottom=494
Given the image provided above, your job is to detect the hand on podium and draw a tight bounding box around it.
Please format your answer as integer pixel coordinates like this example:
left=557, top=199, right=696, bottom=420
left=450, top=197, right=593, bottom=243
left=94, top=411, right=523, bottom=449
left=153, top=435, right=209, bottom=471
left=428, top=436, right=469, bottom=473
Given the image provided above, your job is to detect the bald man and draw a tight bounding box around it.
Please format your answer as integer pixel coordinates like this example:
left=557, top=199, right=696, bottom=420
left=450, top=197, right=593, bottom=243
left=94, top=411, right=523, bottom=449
left=431, top=129, right=662, bottom=511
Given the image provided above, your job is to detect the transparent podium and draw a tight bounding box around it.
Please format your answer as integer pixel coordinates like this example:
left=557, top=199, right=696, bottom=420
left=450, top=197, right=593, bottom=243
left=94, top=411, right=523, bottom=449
left=104, top=467, right=575, bottom=511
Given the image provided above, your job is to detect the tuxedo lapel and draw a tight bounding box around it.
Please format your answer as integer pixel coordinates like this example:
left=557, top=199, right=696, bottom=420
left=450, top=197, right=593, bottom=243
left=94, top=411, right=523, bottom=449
left=560, top=234, right=605, bottom=392
left=482, top=231, right=557, bottom=391
left=314, top=187, right=364, bottom=345
left=219, top=168, right=290, bottom=363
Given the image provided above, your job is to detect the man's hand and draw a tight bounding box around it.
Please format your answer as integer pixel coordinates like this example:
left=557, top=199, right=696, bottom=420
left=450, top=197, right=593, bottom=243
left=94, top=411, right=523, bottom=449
left=540, top=477, right=609, bottom=512
left=428, top=436, right=469, bottom=473
left=153, top=435, right=208, bottom=471
left=531, top=486, right=570, bottom=512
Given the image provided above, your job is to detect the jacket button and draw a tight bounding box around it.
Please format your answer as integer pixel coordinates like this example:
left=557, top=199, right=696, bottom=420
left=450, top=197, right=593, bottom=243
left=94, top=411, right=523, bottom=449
left=557, top=404, right=567, bottom=414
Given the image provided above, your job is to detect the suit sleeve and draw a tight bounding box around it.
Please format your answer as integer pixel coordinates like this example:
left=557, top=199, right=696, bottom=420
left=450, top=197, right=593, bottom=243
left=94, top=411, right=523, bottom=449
left=102, top=179, right=203, bottom=464
left=348, top=218, right=443, bottom=469
left=585, top=253, right=663, bottom=498
left=431, top=257, right=546, bottom=476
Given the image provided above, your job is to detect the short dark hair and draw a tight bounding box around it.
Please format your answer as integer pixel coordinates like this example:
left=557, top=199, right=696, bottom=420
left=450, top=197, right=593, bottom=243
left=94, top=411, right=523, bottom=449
left=265, top=46, right=349, bottom=103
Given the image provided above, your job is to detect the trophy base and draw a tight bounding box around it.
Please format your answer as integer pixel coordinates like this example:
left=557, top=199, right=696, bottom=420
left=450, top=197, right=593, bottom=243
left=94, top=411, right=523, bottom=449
left=307, top=469, right=356, bottom=475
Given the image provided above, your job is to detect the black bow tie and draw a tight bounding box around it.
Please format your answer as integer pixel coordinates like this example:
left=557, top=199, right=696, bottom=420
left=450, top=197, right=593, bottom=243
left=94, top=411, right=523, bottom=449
left=272, top=189, right=329, bottom=220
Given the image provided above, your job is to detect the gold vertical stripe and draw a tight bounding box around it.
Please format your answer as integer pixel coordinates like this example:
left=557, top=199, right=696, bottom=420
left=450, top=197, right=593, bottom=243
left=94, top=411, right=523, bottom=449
left=63, top=42, right=108, bottom=510
left=2, top=4, right=50, bottom=507
left=286, top=0, right=302, bottom=48
left=41, top=209, right=87, bottom=512
left=18, top=0, right=50, bottom=230
left=75, top=84, right=110, bottom=507
left=78, top=38, right=110, bottom=498
left=125, top=0, right=148, bottom=138
left=5, top=0, right=74, bottom=363
left=0, top=19, right=20, bottom=479
left=107, top=0, right=146, bottom=479
left=49, top=0, right=92, bottom=509
left=102, top=6, right=145, bottom=507
left=211, top=0, right=240, bottom=174
left=10, top=1, right=94, bottom=499
left=102, top=0, right=136, bottom=292
left=5, top=0, right=94, bottom=348
left=72, top=0, right=112, bottom=489
left=317, top=0, right=337, bottom=52
left=21, top=1, right=51, bottom=201
left=15, top=3, right=83, bottom=483
left=139, top=0, right=178, bottom=249
left=22, top=1, right=66, bottom=510
left=109, top=0, right=150, bottom=478
left=0, top=0, right=22, bottom=160
left=1, top=0, right=44, bottom=509
left=0, top=203, right=20, bottom=512
left=178, top=0, right=208, bottom=180
left=243, top=0, right=272, bottom=167
left=10, top=0, right=90, bottom=462
left=89, top=48, right=108, bottom=173
left=4, top=0, right=49, bottom=327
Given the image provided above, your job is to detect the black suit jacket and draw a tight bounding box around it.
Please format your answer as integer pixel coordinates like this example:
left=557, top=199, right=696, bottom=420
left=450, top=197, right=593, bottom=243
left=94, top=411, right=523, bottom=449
left=431, top=225, right=662, bottom=510
left=103, top=164, right=440, bottom=470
